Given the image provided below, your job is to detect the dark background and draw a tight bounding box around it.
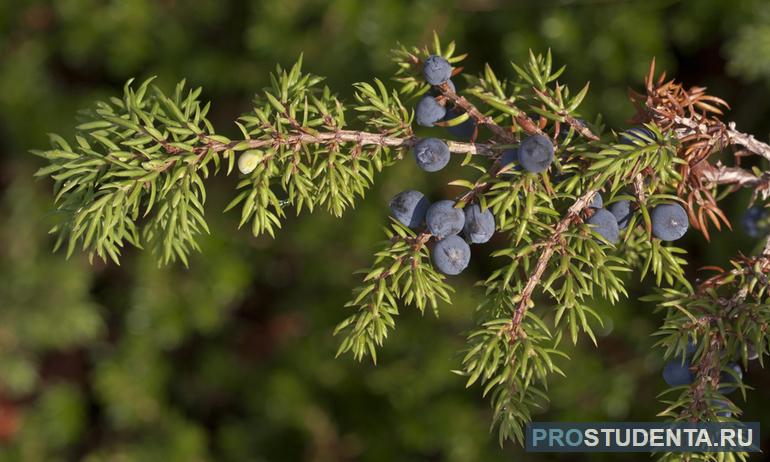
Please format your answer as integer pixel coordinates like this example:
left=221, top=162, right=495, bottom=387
left=1, top=0, right=769, bottom=460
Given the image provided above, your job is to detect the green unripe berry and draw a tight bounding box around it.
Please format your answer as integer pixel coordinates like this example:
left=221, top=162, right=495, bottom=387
left=238, top=150, right=261, bottom=175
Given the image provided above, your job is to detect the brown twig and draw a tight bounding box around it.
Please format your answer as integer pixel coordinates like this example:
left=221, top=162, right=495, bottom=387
left=189, top=130, right=505, bottom=158
left=670, top=116, right=770, bottom=164
left=726, top=121, right=770, bottom=163
left=629, top=60, right=770, bottom=237
left=436, top=82, right=520, bottom=144
left=508, top=189, right=599, bottom=338
left=701, top=163, right=770, bottom=190
left=685, top=332, right=724, bottom=422
left=507, top=161, right=769, bottom=340
left=682, top=282, right=754, bottom=422
left=531, top=86, right=600, bottom=141
left=632, top=173, right=647, bottom=202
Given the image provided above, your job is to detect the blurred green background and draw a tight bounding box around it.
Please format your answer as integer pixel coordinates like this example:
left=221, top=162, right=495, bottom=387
left=2, top=0, right=770, bottom=460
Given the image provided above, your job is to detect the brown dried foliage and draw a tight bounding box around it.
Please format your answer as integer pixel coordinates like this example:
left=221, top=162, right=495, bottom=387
left=629, top=59, right=734, bottom=240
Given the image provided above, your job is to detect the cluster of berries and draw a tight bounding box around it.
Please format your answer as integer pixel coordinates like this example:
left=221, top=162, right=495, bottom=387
left=411, top=133, right=560, bottom=175
left=582, top=128, right=689, bottom=244
left=585, top=198, right=689, bottom=245
left=415, top=55, right=476, bottom=140
left=407, top=59, right=692, bottom=275
left=390, top=55, right=502, bottom=276
left=389, top=191, right=495, bottom=276
left=662, top=342, right=749, bottom=417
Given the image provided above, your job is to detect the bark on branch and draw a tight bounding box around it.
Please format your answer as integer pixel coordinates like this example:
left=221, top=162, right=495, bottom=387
left=508, top=189, right=599, bottom=337
left=507, top=161, right=769, bottom=339
left=201, top=130, right=504, bottom=157
left=436, top=82, right=521, bottom=144
left=674, top=115, right=770, bottom=163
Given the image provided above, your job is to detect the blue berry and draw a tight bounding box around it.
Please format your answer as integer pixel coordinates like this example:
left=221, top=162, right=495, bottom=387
left=415, top=96, right=447, bottom=127
left=413, top=138, right=450, bottom=172
left=620, top=127, right=656, bottom=145
left=663, top=359, right=694, bottom=387
left=443, top=109, right=476, bottom=140
left=742, top=205, right=768, bottom=238
left=651, top=203, right=689, bottom=241
left=719, top=363, right=742, bottom=395
left=426, top=200, right=465, bottom=239
left=432, top=235, right=471, bottom=275
left=463, top=204, right=495, bottom=244
left=586, top=208, right=619, bottom=244
left=608, top=200, right=633, bottom=230
left=590, top=193, right=603, bottom=209
left=389, top=190, right=430, bottom=229
left=518, top=135, right=554, bottom=173
left=423, top=55, right=452, bottom=85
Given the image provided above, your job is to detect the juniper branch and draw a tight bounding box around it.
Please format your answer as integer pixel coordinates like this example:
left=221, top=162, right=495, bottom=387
left=436, top=81, right=521, bottom=143
left=674, top=115, right=770, bottom=163
left=506, top=153, right=767, bottom=341
left=33, top=36, right=770, bottom=452
left=531, top=86, right=599, bottom=141
left=508, top=189, right=599, bottom=338
left=726, top=121, right=770, bottom=163
left=703, top=164, right=770, bottom=189
left=202, top=130, right=503, bottom=158
left=685, top=332, right=725, bottom=421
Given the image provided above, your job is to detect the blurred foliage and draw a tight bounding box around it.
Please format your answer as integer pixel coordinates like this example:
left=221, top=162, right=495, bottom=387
left=2, top=0, right=770, bottom=460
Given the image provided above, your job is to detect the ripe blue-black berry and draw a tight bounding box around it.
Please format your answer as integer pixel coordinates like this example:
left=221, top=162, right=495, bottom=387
left=651, top=203, right=689, bottom=241
left=238, top=150, right=260, bottom=175
left=463, top=204, right=495, bottom=244
left=389, top=190, right=430, bottom=229
left=426, top=200, right=465, bottom=239
left=719, top=363, right=742, bottom=395
left=620, top=126, right=656, bottom=145
left=663, top=359, right=693, bottom=387
left=415, top=96, right=447, bottom=127
left=423, top=55, right=453, bottom=85
left=742, top=205, right=768, bottom=237
left=413, top=138, right=450, bottom=172
left=608, top=200, right=633, bottom=230
left=590, top=193, right=603, bottom=209
left=432, top=235, right=471, bottom=275
left=518, top=134, right=554, bottom=173
left=586, top=208, right=619, bottom=244
left=443, top=109, right=476, bottom=140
